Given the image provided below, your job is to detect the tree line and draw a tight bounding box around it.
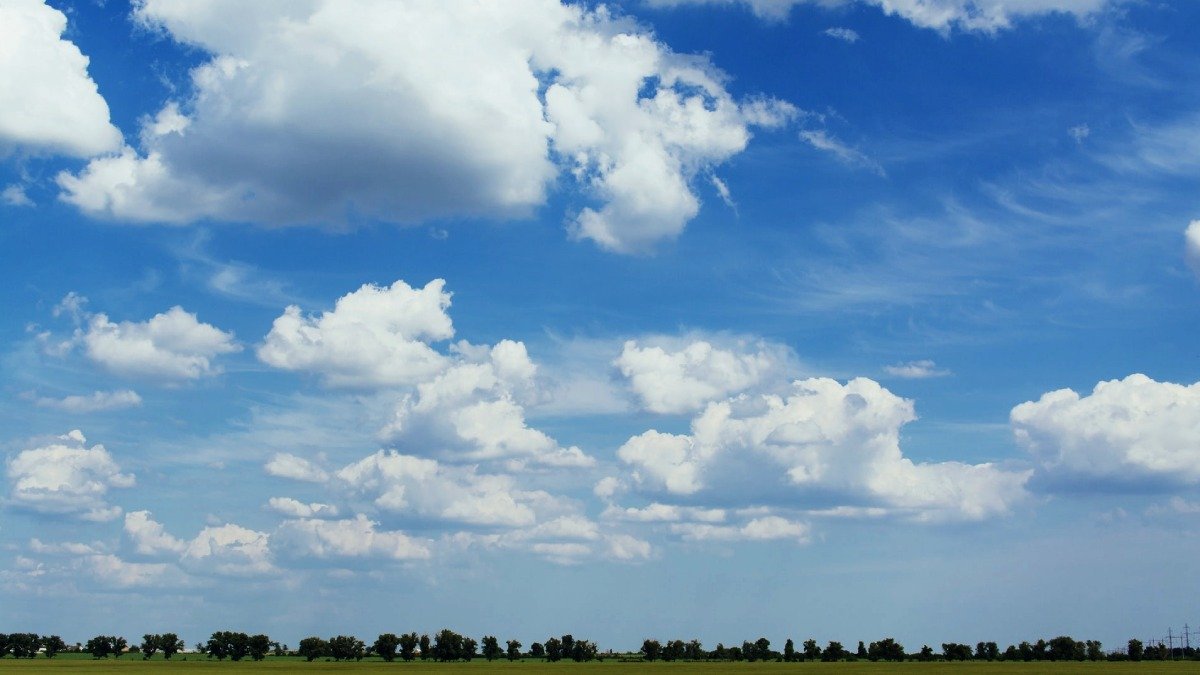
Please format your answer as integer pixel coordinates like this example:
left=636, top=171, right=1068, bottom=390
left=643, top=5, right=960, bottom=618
left=1, top=629, right=1197, bottom=662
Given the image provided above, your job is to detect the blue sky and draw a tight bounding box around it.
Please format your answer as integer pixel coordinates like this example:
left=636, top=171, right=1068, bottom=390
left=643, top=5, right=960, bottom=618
left=2, top=0, right=1200, bottom=651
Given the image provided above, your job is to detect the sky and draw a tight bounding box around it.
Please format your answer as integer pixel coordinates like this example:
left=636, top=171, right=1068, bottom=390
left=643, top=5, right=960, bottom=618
left=2, top=0, right=1200, bottom=653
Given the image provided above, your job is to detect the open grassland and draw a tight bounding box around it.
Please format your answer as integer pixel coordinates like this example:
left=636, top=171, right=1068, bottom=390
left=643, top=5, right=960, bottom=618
left=0, top=660, right=1198, bottom=673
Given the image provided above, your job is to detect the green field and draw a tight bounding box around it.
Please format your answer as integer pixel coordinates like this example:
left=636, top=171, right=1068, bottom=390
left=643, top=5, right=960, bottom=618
left=0, top=659, right=1197, bottom=673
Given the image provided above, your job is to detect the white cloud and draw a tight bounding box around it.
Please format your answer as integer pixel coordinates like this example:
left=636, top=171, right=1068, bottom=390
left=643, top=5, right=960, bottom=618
left=124, top=510, right=187, bottom=555
left=605, top=533, right=654, bottom=561
left=382, top=340, right=594, bottom=468
left=258, top=279, right=453, bottom=388
left=671, top=516, right=810, bottom=542
left=883, top=359, right=951, bottom=379
left=336, top=450, right=558, bottom=528
left=2, top=184, right=33, bottom=206
left=617, top=377, right=1031, bottom=521
left=800, top=129, right=884, bottom=176
left=181, top=523, right=274, bottom=576
left=1012, top=374, right=1200, bottom=485
left=0, top=0, right=122, bottom=157
left=823, top=27, right=860, bottom=42
left=615, top=338, right=793, bottom=414
left=645, top=0, right=1114, bottom=33
left=83, top=553, right=174, bottom=587
left=1185, top=220, right=1200, bottom=279
left=267, top=497, right=339, bottom=519
left=603, top=502, right=727, bottom=523
left=34, top=390, right=142, bottom=413
left=264, top=453, right=329, bottom=483
left=6, top=430, right=134, bottom=520
left=1069, top=123, right=1090, bottom=143
left=79, top=306, right=240, bottom=380
left=56, top=1, right=791, bottom=253
left=271, top=514, right=429, bottom=561
left=29, top=538, right=100, bottom=556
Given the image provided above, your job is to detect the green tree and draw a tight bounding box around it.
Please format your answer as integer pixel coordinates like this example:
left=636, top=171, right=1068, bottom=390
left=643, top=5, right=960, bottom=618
left=419, top=634, right=431, bottom=660
left=9, top=634, right=41, bottom=659
left=572, top=639, right=598, bottom=662
left=1128, top=638, right=1144, bottom=661
left=160, top=633, right=183, bottom=660
left=1085, top=640, right=1103, bottom=661
left=869, top=638, right=905, bottom=662
left=433, top=629, right=463, bottom=662
left=545, top=637, right=563, bottom=662
left=481, top=635, right=501, bottom=661
left=918, top=645, right=935, bottom=661
left=374, top=634, right=400, bottom=662
left=399, top=633, right=419, bottom=661
left=640, top=639, right=662, bottom=661
left=784, top=638, right=795, bottom=662
left=462, top=637, right=477, bottom=661
left=529, top=642, right=545, bottom=659
left=248, top=634, right=271, bottom=661
left=505, top=639, right=522, bottom=661
left=43, top=635, right=67, bottom=659
left=297, top=637, right=327, bottom=662
left=140, top=634, right=159, bottom=660
left=802, top=639, right=821, bottom=661
left=328, top=635, right=365, bottom=661
left=942, top=643, right=972, bottom=661
left=821, top=641, right=846, bottom=662
left=685, top=639, right=704, bottom=661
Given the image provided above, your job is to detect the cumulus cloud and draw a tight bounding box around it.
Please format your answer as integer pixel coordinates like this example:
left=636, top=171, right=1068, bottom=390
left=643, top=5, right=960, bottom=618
left=336, top=450, right=562, bottom=528
left=33, top=390, right=142, bottom=413
left=77, top=306, right=239, bottom=380
left=267, top=497, right=339, bottom=519
left=264, top=453, right=329, bottom=483
left=258, top=279, right=452, bottom=388
left=1012, top=374, right=1200, bottom=486
left=6, top=430, right=134, bottom=520
left=272, top=514, right=430, bottom=561
left=381, top=340, right=593, bottom=468
left=181, top=523, right=274, bottom=576
left=1185, top=220, right=1200, bottom=279
left=617, top=377, right=1030, bottom=522
left=883, top=359, right=950, bottom=379
left=615, top=338, right=793, bottom=414
left=124, top=510, right=187, bottom=555
left=0, top=0, right=122, bottom=157
left=56, top=1, right=792, bottom=253
left=645, top=0, right=1115, bottom=33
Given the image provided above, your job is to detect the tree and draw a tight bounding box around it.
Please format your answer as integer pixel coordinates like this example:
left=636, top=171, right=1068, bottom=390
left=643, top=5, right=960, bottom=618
left=1128, top=639, right=1144, bottom=662
left=374, top=634, right=400, bottom=662
left=1047, top=636, right=1079, bottom=661
left=685, top=639, right=704, bottom=661
left=784, top=638, right=795, bottom=662
left=140, top=634, right=160, bottom=660
left=942, top=643, right=972, bottom=661
left=545, top=637, right=563, bottom=662
left=856, top=640, right=867, bottom=659
left=529, top=642, right=545, bottom=659
left=419, top=634, right=430, bottom=660
left=297, top=637, right=328, bottom=662
left=113, top=637, right=128, bottom=657
left=1085, top=640, right=1103, bottom=661
left=802, top=639, right=821, bottom=661
left=663, top=639, right=684, bottom=661
left=328, top=635, right=365, bottom=661
left=248, top=634, right=272, bottom=661
left=822, top=641, right=846, bottom=662
left=43, top=635, right=67, bottom=659
left=86, top=636, right=118, bottom=659
left=462, top=637, right=477, bottom=661
left=481, top=635, right=501, bottom=661
left=640, top=639, right=662, bottom=661
left=160, top=633, right=183, bottom=660
left=9, top=634, right=41, bottom=659
left=571, top=639, right=598, bottom=662
left=868, top=638, right=905, bottom=662
left=433, top=629, right=463, bottom=662
left=399, top=633, right=419, bottom=662
left=506, top=639, right=522, bottom=661
left=918, top=645, right=935, bottom=661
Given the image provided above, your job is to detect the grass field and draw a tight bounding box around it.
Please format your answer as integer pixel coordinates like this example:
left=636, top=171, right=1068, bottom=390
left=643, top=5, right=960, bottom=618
left=0, top=659, right=1197, bottom=673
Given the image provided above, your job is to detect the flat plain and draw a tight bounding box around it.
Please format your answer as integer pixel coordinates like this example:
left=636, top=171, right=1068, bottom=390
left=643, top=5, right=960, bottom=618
left=0, top=660, right=1198, bottom=673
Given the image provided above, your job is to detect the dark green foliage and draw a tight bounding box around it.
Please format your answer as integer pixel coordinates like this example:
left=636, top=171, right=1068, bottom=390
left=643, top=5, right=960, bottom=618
left=373, top=633, right=399, bottom=662
left=327, top=635, right=365, bottom=661
left=942, top=642, right=973, bottom=661
left=821, top=640, right=846, bottom=662
left=544, top=636, right=563, bottom=662
left=505, top=639, right=522, bottom=661
left=868, top=637, right=905, bottom=661
left=399, top=632, right=419, bottom=661
left=1128, top=638, right=1144, bottom=661
left=43, top=635, right=67, bottom=658
left=529, top=641, right=544, bottom=659
left=639, top=638, right=660, bottom=661
left=481, top=635, right=501, bottom=661
left=419, top=634, right=430, bottom=660
left=297, top=636, right=327, bottom=662
left=802, top=638, right=821, bottom=661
